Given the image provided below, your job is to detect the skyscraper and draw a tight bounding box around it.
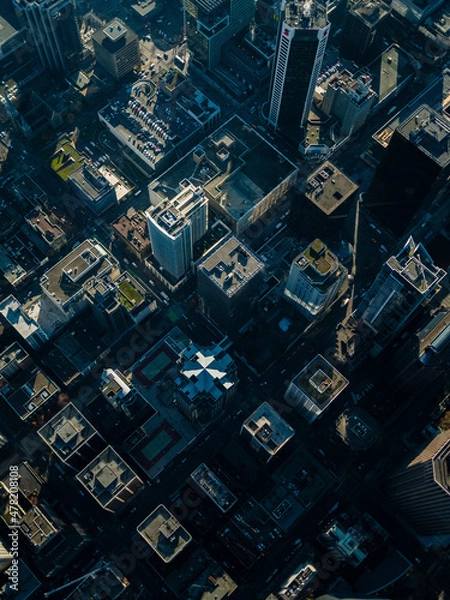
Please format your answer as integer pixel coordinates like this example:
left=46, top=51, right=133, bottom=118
left=364, top=105, right=450, bottom=235
left=340, top=0, right=391, bottom=65
left=185, top=0, right=255, bottom=71
left=284, top=239, right=347, bottom=319
left=92, top=19, right=139, bottom=81
left=384, top=430, right=450, bottom=537
left=13, top=0, right=81, bottom=73
left=146, top=184, right=208, bottom=280
left=268, top=0, right=329, bottom=146
left=354, top=236, right=446, bottom=354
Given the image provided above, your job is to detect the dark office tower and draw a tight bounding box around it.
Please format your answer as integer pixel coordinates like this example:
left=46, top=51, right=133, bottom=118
left=354, top=236, right=446, bottom=355
left=384, top=431, right=450, bottom=537
left=364, top=105, right=450, bottom=235
left=340, top=0, right=390, bottom=65
left=13, top=0, right=81, bottom=73
left=92, top=19, right=139, bottom=80
left=268, top=0, right=329, bottom=146
left=185, top=0, right=255, bottom=71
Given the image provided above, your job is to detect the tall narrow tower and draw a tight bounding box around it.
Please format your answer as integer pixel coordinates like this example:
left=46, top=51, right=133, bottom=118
left=384, top=430, right=450, bottom=537
left=13, top=0, right=81, bottom=73
left=185, top=0, right=255, bottom=71
left=268, top=0, right=329, bottom=145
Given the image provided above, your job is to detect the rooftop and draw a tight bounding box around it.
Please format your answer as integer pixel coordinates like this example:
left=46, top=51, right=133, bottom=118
left=112, top=210, right=151, bottom=256
left=137, top=504, right=192, bottom=562
left=0, top=342, right=29, bottom=376
left=68, top=164, right=116, bottom=206
left=290, top=354, right=349, bottom=408
left=98, top=77, right=214, bottom=172
left=0, top=357, right=59, bottom=421
left=198, top=236, right=264, bottom=297
left=336, top=407, right=379, bottom=451
left=25, top=207, right=65, bottom=246
left=284, top=0, right=328, bottom=30
left=351, top=0, right=390, bottom=25
left=242, top=401, right=295, bottom=456
left=147, top=185, right=206, bottom=237
left=38, top=403, right=98, bottom=462
left=302, top=162, right=359, bottom=215
left=41, top=239, right=117, bottom=306
left=19, top=505, right=59, bottom=549
left=398, top=105, right=450, bottom=168
left=178, top=342, right=237, bottom=404
left=296, top=239, right=341, bottom=277
left=278, top=562, right=317, bottom=600
left=191, top=463, right=237, bottom=513
left=150, top=116, right=297, bottom=222
left=387, top=236, right=446, bottom=294
left=367, top=44, right=414, bottom=106
left=76, top=446, right=142, bottom=512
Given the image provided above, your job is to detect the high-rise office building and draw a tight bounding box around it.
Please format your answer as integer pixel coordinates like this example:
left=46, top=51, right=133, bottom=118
left=92, top=19, right=139, bottom=80
left=185, top=0, right=255, bottom=71
left=340, top=0, right=391, bottom=65
left=364, top=104, right=450, bottom=235
left=322, top=70, right=376, bottom=136
left=284, top=239, right=347, bottom=319
left=268, top=0, right=329, bottom=145
left=197, top=236, right=265, bottom=332
left=13, top=0, right=81, bottom=73
left=384, top=430, right=450, bottom=536
left=354, top=236, right=446, bottom=354
left=146, top=184, right=208, bottom=280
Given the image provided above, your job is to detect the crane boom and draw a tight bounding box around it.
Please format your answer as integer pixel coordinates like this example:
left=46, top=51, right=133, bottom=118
left=44, top=561, right=110, bottom=597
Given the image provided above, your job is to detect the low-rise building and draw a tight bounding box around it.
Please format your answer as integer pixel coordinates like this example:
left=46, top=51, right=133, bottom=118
left=0, top=342, right=59, bottom=421
left=112, top=209, right=151, bottom=260
left=40, top=239, right=119, bottom=320
left=285, top=355, right=349, bottom=423
left=241, top=402, right=295, bottom=461
left=76, top=446, right=143, bottom=513
left=25, top=207, right=66, bottom=251
left=68, top=163, right=118, bottom=215
left=137, top=504, right=192, bottom=563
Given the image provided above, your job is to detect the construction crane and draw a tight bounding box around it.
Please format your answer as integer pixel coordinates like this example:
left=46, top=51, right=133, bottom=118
left=43, top=561, right=110, bottom=598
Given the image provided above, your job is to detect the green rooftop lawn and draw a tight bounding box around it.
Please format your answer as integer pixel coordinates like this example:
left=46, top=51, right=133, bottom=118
left=50, top=139, right=84, bottom=181
left=119, top=279, right=144, bottom=309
